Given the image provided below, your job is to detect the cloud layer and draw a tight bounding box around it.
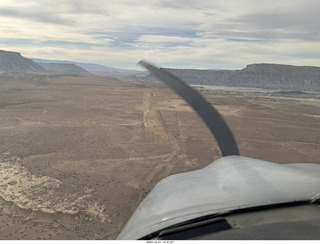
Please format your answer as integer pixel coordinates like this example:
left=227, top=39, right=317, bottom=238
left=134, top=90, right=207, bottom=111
left=1, top=0, right=319, bottom=69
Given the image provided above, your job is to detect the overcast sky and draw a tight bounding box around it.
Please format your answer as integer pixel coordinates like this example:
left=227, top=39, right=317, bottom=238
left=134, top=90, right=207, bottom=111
left=1, top=0, right=319, bottom=69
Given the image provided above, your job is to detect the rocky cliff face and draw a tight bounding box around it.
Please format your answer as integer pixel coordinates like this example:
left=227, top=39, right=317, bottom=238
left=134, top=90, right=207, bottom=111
left=228, top=64, right=320, bottom=90
left=0, top=50, right=46, bottom=72
left=146, top=64, right=320, bottom=91
left=37, top=63, right=90, bottom=75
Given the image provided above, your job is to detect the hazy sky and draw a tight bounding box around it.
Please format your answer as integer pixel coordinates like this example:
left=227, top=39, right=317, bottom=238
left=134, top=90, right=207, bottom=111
left=1, top=0, right=319, bottom=69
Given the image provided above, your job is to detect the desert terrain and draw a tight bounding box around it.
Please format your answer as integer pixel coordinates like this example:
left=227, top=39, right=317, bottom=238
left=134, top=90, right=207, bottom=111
left=0, top=73, right=320, bottom=239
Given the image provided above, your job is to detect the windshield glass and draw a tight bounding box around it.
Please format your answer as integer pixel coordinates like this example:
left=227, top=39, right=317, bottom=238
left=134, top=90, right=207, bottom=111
left=0, top=0, right=319, bottom=240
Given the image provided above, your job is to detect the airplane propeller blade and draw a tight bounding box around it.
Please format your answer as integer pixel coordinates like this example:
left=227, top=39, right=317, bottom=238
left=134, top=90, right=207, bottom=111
left=139, top=60, right=239, bottom=156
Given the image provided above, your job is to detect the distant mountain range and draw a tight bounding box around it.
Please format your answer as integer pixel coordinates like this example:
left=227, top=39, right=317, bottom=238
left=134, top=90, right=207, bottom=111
left=1, top=50, right=320, bottom=91
left=32, top=58, right=146, bottom=79
left=31, top=58, right=122, bottom=73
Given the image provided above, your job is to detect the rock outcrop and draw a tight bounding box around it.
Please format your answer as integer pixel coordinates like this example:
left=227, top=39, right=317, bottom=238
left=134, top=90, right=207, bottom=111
left=0, top=50, right=46, bottom=73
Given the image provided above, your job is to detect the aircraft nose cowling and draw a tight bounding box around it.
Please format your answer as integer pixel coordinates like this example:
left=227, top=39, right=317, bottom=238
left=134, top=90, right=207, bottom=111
left=117, top=156, right=320, bottom=240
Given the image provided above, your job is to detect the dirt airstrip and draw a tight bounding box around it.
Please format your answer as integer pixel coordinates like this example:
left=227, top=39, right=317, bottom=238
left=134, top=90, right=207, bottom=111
left=0, top=73, right=320, bottom=239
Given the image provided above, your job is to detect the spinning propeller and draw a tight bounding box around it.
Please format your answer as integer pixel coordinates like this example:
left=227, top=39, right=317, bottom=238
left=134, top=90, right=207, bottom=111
left=139, top=60, right=239, bottom=157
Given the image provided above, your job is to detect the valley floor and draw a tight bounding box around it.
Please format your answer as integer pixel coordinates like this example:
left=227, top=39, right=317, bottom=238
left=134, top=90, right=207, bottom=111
left=0, top=73, right=320, bottom=239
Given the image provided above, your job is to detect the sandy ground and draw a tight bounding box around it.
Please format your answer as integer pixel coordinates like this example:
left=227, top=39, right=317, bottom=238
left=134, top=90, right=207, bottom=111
left=0, top=73, right=320, bottom=239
